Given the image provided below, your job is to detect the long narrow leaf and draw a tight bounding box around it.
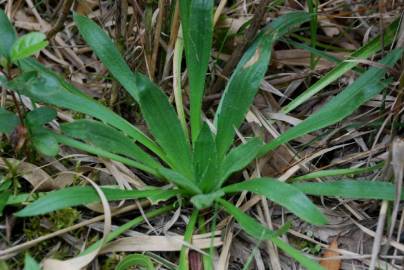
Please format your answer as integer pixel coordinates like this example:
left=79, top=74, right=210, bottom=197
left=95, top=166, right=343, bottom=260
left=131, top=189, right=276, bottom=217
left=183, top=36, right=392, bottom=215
left=217, top=138, right=263, bottom=189
left=74, top=14, right=193, bottom=178
left=0, top=9, right=17, bottom=58
left=179, top=0, right=213, bottom=141
left=15, top=187, right=178, bottom=217
left=261, top=48, right=403, bottom=154
left=193, top=123, right=219, bottom=192
left=293, top=180, right=403, bottom=200
left=282, top=19, right=400, bottom=113
left=157, top=167, right=201, bottom=194
left=61, top=120, right=161, bottom=170
left=135, top=73, right=194, bottom=178
left=292, top=163, right=383, bottom=181
left=222, top=178, right=327, bottom=225
left=55, top=134, right=159, bottom=175
left=3, top=63, right=164, bottom=160
left=214, top=12, right=311, bottom=158
left=218, top=199, right=324, bottom=270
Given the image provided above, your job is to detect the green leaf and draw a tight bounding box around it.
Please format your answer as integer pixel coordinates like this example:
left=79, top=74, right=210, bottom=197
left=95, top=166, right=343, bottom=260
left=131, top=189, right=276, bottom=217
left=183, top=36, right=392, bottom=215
left=25, top=107, right=59, bottom=156
left=293, top=180, right=403, bottom=201
left=4, top=66, right=164, bottom=160
left=217, top=199, right=324, bottom=270
left=10, top=32, right=48, bottom=62
left=179, top=0, right=213, bottom=141
left=217, top=138, right=263, bottom=189
left=74, top=14, right=192, bottom=177
left=55, top=134, right=159, bottom=175
left=0, top=107, right=19, bottom=135
left=61, top=120, right=161, bottom=170
left=31, top=130, right=59, bottom=156
left=292, top=163, right=383, bottom=181
left=222, top=178, right=327, bottom=225
left=26, top=107, right=56, bottom=125
left=73, top=14, right=141, bottom=101
left=191, top=190, right=224, bottom=209
left=116, top=254, right=155, bottom=270
left=282, top=19, right=400, bottom=113
left=262, top=48, right=403, bottom=154
left=157, top=167, right=201, bottom=194
left=0, top=190, right=10, bottom=216
left=0, top=9, right=17, bottom=58
left=135, top=74, right=193, bottom=178
left=214, top=12, right=311, bottom=158
left=15, top=186, right=178, bottom=217
left=192, top=123, right=219, bottom=192
left=23, top=254, right=40, bottom=270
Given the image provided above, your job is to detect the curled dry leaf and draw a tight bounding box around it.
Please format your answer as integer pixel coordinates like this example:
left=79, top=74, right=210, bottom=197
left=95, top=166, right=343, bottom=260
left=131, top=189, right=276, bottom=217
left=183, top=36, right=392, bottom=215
left=0, top=158, right=72, bottom=191
left=43, top=176, right=112, bottom=270
left=320, top=239, right=341, bottom=270
left=100, top=231, right=223, bottom=254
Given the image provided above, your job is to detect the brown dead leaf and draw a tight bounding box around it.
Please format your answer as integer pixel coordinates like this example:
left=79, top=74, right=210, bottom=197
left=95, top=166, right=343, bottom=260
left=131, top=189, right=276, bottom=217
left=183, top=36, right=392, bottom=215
left=272, top=49, right=347, bottom=69
left=320, top=239, right=341, bottom=270
left=0, top=158, right=72, bottom=191
left=99, top=232, right=223, bottom=254
left=243, top=48, right=261, bottom=68
left=75, top=0, right=99, bottom=15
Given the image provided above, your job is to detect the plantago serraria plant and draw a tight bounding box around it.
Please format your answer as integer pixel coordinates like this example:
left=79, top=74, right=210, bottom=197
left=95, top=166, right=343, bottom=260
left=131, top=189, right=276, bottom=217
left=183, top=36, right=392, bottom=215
left=0, top=3, right=402, bottom=269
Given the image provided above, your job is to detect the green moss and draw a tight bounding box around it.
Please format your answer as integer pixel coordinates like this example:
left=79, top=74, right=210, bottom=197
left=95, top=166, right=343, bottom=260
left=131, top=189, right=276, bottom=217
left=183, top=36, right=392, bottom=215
left=22, top=208, right=81, bottom=259
left=101, top=254, right=120, bottom=270
left=289, top=233, right=322, bottom=255
left=48, top=208, right=80, bottom=230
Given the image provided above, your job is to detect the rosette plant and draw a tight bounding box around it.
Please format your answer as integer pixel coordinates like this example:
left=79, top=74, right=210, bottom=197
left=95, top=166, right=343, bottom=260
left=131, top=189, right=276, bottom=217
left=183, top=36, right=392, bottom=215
left=0, top=2, right=402, bottom=269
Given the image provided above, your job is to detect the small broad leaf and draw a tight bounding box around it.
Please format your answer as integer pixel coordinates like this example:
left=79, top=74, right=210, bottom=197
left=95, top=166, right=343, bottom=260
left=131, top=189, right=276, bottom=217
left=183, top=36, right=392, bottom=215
left=214, top=12, right=311, bottom=158
left=10, top=32, right=48, bottom=62
left=31, top=130, right=59, bottom=156
left=23, top=254, right=40, bottom=270
left=0, top=9, right=17, bottom=59
left=293, top=180, right=403, bottom=201
left=0, top=107, right=19, bottom=135
left=222, top=178, right=327, bottom=225
left=157, top=167, right=201, bottom=195
left=15, top=186, right=178, bottom=217
left=217, top=138, right=263, bottom=189
left=25, top=107, right=59, bottom=156
left=25, top=107, right=56, bottom=125
left=261, top=48, right=403, bottom=154
left=218, top=199, right=324, bottom=270
left=61, top=120, right=161, bottom=170
left=179, top=0, right=213, bottom=141
left=191, top=190, right=224, bottom=209
left=116, top=254, right=155, bottom=270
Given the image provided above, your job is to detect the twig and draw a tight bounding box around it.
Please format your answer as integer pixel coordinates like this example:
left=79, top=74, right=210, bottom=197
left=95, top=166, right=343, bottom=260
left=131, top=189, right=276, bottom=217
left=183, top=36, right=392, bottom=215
left=110, top=0, right=128, bottom=107
left=46, top=0, right=74, bottom=39
left=0, top=200, right=151, bottom=259
left=161, top=0, right=180, bottom=80
left=207, top=0, right=271, bottom=95
left=149, top=0, right=165, bottom=80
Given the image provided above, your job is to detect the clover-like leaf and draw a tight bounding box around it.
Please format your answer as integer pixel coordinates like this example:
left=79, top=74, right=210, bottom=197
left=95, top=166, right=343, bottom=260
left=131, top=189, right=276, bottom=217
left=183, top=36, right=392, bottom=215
left=10, top=32, right=48, bottom=62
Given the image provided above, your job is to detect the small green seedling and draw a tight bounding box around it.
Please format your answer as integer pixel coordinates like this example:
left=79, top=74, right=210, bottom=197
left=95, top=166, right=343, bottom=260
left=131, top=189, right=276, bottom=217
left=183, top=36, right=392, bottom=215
left=0, top=3, right=402, bottom=269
